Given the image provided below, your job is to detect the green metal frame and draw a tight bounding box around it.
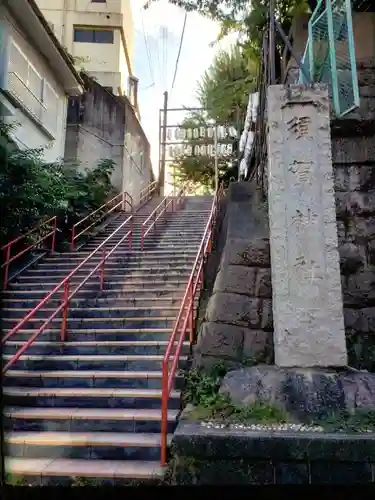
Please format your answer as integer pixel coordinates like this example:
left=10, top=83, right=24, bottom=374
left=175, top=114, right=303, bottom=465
left=298, top=0, right=360, bottom=117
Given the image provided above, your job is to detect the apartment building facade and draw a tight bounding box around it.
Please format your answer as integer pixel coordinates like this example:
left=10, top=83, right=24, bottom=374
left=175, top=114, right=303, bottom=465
left=0, top=0, right=83, bottom=162
left=35, top=0, right=134, bottom=98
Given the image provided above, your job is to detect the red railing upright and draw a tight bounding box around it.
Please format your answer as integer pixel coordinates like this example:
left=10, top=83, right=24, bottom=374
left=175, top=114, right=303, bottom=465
left=1, top=215, right=133, bottom=374
left=140, top=188, right=185, bottom=250
left=1, top=216, right=57, bottom=290
left=160, top=184, right=224, bottom=464
left=70, top=191, right=133, bottom=251
left=139, top=180, right=158, bottom=207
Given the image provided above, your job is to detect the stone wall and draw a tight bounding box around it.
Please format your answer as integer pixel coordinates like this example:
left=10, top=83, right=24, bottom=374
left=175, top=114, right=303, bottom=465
left=194, top=181, right=274, bottom=369
left=332, top=134, right=375, bottom=371
left=196, top=127, right=375, bottom=372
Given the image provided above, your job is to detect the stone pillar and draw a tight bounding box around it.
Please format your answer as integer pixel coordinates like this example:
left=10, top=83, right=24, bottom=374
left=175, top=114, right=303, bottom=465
left=267, top=84, right=347, bottom=368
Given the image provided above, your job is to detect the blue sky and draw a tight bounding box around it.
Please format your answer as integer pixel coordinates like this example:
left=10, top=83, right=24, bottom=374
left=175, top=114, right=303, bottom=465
left=130, top=0, right=235, bottom=171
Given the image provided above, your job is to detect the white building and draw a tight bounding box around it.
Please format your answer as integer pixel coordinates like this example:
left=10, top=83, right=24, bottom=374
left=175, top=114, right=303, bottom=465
left=0, top=0, right=83, bottom=162
left=34, top=0, right=134, bottom=98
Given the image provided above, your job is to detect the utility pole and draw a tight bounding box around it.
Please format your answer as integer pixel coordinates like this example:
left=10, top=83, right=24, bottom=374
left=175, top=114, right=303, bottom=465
left=236, top=105, right=241, bottom=182
left=159, top=91, right=168, bottom=196
left=213, top=121, right=218, bottom=193
left=269, top=0, right=276, bottom=84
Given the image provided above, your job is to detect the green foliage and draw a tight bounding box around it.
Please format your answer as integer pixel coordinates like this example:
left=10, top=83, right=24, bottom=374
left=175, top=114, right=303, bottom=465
left=317, top=409, right=375, bottom=433
left=170, top=114, right=238, bottom=191
left=183, top=364, right=228, bottom=408
left=198, top=44, right=257, bottom=125
left=183, top=364, right=289, bottom=423
left=170, top=45, right=253, bottom=190
left=71, top=476, right=102, bottom=487
left=0, top=122, right=116, bottom=249
left=183, top=365, right=289, bottom=423
left=6, top=474, right=29, bottom=486
left=148, top=0, right=312, bottom=190
left=146, top=0, right=310, bottom=53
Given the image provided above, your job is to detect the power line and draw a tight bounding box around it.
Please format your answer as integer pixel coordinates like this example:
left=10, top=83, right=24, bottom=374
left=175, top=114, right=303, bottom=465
left=140, top=7, right=155, bottom=85
left=170, top=12, right=187, bottom=93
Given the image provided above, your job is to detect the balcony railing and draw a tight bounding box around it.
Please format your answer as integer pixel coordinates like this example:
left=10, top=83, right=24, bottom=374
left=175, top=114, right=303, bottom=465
left=6, top=72, right=57, bottom=136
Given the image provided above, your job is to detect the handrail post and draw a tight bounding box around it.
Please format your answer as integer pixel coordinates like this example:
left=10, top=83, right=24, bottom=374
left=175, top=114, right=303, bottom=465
left=160, top=359, right=169, bottom=465
left=100, top=247, right=106, bottom=291
left=61, top=280, right=70, bottom=342
left=141, top=225, right=144, bottom=251
left=3, top=246, right=11, bottom=290
left=129, top=217, right=133, bottom=249
left=51, top=217, right=57, bottom=254
left=122, top=191, right=126, bottom=211
left=199, top=246, right=204, bottom=288
left=188, top=281, right=194, bottom=344
left=70, top=227, right=75, bottom=252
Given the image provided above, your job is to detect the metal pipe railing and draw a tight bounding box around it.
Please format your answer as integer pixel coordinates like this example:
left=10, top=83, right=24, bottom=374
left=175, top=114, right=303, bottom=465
left=1, top=216, right=57, bottom=290
left=70, top=191, right=133, bottom=251
left=140, top=187, right=185, bottom=250
left=139, top=180, right=158, bottom=207
left=2, top=215, right=133, bottom=374
left=160, top=183, right=224, bottom=464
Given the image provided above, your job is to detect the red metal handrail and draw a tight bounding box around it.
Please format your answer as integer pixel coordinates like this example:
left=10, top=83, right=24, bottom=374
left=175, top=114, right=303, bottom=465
left=70, top=191, right=133, bottom=251
left=139, top=180, right=158, bottom=207
left=2, top=215, right=133, bottom=374
left=1, top=216, right=57, bottom=290
left=140, top=187, right=185, bottom=250
left=160, top=184, right=224, bottom=464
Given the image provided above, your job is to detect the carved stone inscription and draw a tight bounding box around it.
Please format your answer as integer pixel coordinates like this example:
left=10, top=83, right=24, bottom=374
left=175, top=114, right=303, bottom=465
left=267, top=84, right=347, bottom=368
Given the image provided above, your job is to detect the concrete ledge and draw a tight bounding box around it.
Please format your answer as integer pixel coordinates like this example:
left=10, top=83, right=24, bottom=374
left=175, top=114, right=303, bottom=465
left=173, top=420, right=375, bottom=462
left=171, top=420, right=375, bottom=484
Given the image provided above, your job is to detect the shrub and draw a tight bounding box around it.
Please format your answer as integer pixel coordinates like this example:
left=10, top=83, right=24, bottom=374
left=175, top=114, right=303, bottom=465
left=0, top=122, right=116, bottom=251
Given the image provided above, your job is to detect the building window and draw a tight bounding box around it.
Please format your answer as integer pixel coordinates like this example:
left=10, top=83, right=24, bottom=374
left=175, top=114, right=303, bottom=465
left=73, top=28, right=114, bottom=44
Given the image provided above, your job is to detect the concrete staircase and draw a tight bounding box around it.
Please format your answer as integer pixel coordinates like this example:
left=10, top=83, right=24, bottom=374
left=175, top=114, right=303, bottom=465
left=2, top=195, right=214, bottom=485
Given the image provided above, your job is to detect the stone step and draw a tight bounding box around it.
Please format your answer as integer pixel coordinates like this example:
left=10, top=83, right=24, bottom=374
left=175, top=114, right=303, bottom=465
left=2, top=296, right=191, bottom=308
left=3, top=327, right=183, bottom=342
left=52, top=249, right=197, bottom=257
left=38, top=256, right=196, bottom=266
left=3, top=306, right=182, bottom=319
left=21, top=267, right=194, bottom=278
left=87, top=236, right=203, bottom=243
left=5, top=457, right=165, bottom=483
left=36, top=259, right=195, bottom=269
left=4, top=386, right=181, bottom=410
left=8, top=280, right=190, bottom=290
left=4, top=406, right=178, bottom=434
left=4, top=367, right=184, bottom=390
left=2, top=354, right=188, bottom=375
left=129, top=227, right=206, bottom=233
left=5, top=431, right=172, bottom=462
left=82, top=243, right=200, bottom=250
left=2, top=288, right=191, bottom=298
left=3, top=340, right=190, bottom=358
left=2, top=316, right=179, bottom=331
